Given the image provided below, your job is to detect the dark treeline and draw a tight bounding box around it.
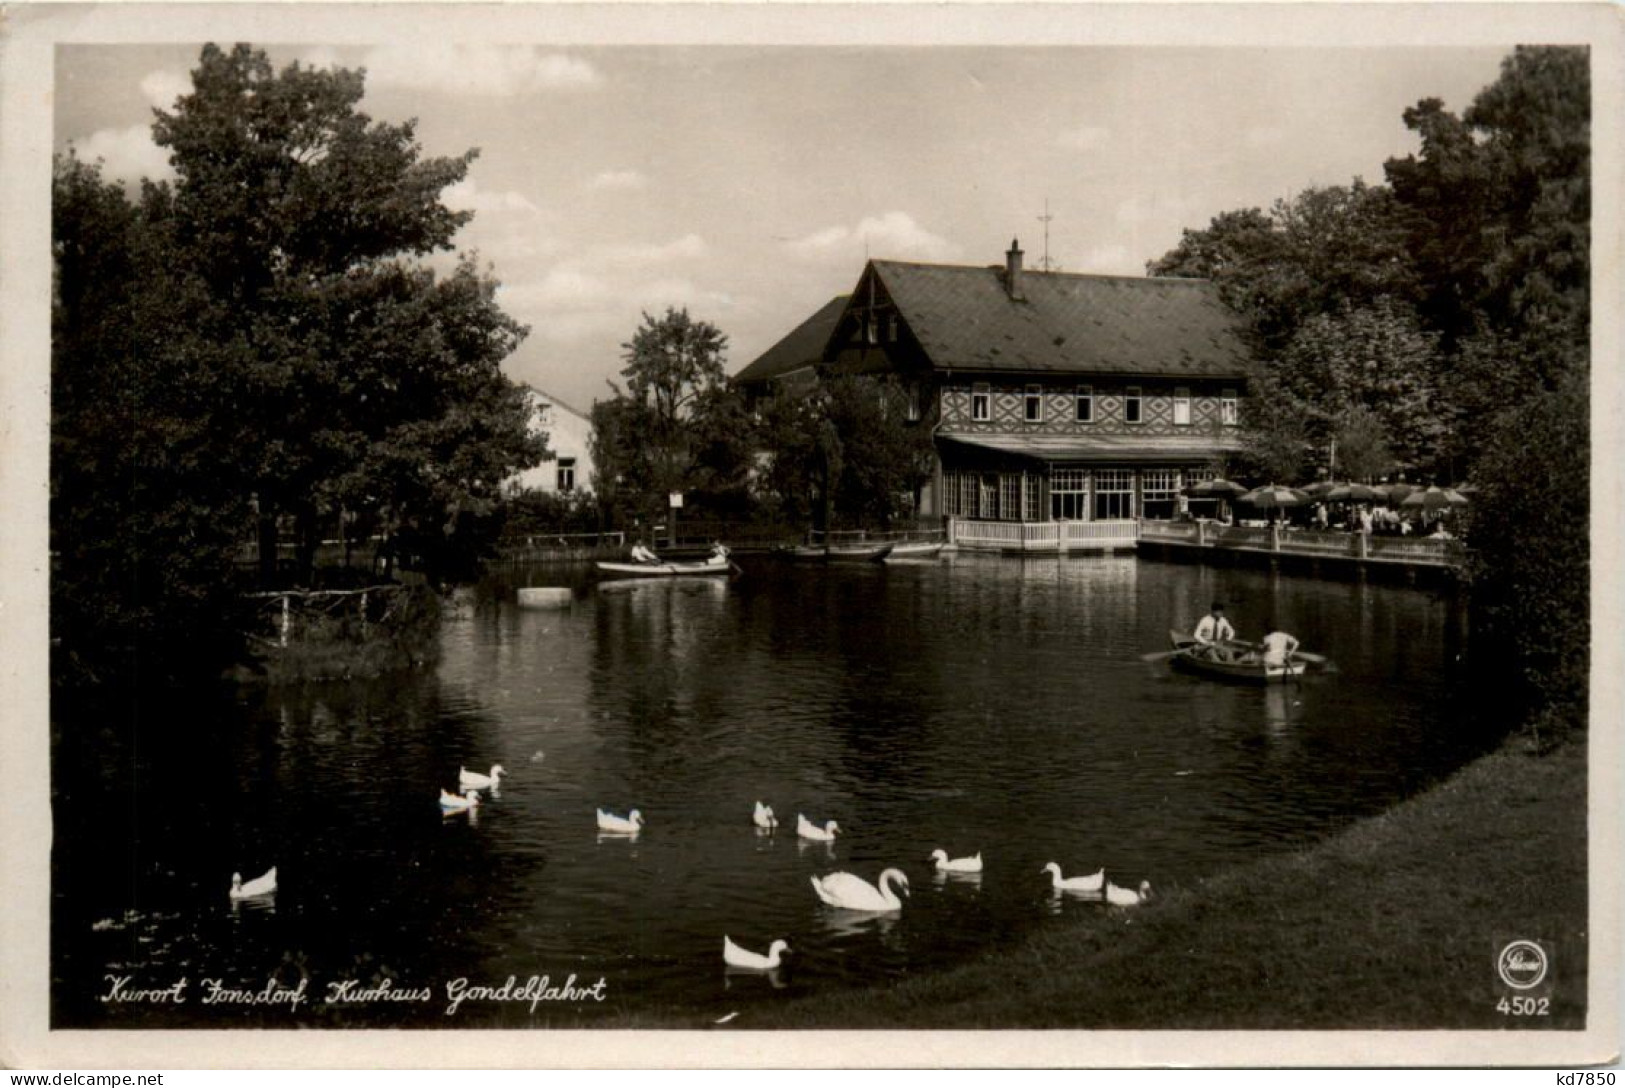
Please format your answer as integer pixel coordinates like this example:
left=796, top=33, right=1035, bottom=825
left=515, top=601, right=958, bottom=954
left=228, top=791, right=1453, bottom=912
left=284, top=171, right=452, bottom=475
left=1148, top=46, right=1588, bottom=740
left=587, top=307, right=935, bottom=538
left=52, top=44, right=546, bottom=685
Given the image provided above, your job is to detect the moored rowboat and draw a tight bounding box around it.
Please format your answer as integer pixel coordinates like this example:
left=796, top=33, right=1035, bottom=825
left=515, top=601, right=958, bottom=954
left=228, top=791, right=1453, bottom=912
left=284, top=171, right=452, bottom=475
left=1167, top=631, right=1307, bottom=684
left=595, top=557, right=733, bottom=578
left=786, top=543, right=895, bottom=562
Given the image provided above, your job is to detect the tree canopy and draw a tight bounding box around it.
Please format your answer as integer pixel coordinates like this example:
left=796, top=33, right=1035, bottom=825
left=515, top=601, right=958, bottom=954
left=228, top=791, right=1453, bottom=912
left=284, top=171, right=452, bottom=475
left=52, top=43, right=545, bottom=681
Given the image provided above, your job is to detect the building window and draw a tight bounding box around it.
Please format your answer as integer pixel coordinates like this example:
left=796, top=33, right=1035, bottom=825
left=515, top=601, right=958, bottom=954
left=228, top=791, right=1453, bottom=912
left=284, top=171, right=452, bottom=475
left=1075, top=385, right=1093, bottom=423
left=906, top=383, right=921, bottom=422
left=1221, top=389, right=1238, bottom=425
left=887, top=314, right=899, bottom=343
left=1141, top=468, right=1181, bottom=520
left=1023, top=385, right=1043, bottom=423
left=557, top=457, right=576, bottom=493
left=1173, top=388, right=1191, bottom=426
left=1094, top=468, right=1134, bottom=520
left=960, top=473, right=978, bottom=518
left=1124, top=387, right=1143, bottom=425
left=864, top=314, right=878, bottom=344
left=971, top=383, right=991, bottom=422
left=1023, top=474, right=1042, bottom=521
left=1051, top=466, right=1089, bottom=521
left=980, top=474, right=1000, bottom=519
left=1000, top=475, right=1021, bottom=521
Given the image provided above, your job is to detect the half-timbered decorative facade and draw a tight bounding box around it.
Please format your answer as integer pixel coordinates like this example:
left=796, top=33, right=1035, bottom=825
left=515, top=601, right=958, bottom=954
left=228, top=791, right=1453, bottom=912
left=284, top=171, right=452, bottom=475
left=738, top=240, right=1251, bottom=524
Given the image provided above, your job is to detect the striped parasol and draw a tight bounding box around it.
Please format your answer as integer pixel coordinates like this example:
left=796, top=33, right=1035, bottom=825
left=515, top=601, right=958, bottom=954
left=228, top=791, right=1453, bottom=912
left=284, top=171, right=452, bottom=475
left=1184, top=478, right=1249, bottom=500
left=1326, top=483, right=1385, bottom=504
left=1400, top=485, right=1470, bottom=511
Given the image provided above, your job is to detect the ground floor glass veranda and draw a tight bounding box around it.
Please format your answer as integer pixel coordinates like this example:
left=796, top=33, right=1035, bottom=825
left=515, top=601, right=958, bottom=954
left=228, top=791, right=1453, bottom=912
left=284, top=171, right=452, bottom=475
left=937, top=464, right=1218, bottom=523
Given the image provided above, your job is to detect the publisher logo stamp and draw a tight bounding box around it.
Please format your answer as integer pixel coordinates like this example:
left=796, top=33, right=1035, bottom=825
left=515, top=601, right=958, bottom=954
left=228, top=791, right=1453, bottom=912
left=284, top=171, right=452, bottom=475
left=1496, top=939, right=1549, bottom=990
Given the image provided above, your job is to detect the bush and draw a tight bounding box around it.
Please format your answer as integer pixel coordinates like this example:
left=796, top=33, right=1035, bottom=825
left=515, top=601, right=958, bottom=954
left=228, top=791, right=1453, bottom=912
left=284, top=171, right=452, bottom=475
left=1464, top=373, right=1588, bottom=743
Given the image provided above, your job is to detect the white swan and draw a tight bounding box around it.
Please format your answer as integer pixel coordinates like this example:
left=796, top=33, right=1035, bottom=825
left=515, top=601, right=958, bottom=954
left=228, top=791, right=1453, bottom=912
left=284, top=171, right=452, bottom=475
left=597, top=808, right=643, bottom=834
left=930, top=849, right=983, bottom=874
left=229, top=867, right=277, bottom=899
left=440, top=788, right=480, bottom=812
left=810, top=868, right=910, bottom=912
left=1042, top=863, right=1104, bottom=893
left=723, top=936, right=789, bottom=970
left=1106, top=879, right=1153, bottom=906
left=752, top=801, right=779, bottom=830
left=797, top=814, right=840, bottom=842
left=459, top=764, right=506, bottom=790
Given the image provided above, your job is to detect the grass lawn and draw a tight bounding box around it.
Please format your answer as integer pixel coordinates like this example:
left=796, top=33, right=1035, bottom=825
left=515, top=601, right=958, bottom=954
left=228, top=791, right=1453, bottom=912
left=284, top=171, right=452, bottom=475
left=716, top=735, right=1589, bottom=1030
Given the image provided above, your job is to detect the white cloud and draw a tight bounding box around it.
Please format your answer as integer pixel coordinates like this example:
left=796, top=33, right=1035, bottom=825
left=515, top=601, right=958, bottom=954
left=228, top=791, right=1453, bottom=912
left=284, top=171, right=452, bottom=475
left=785, top=211, right=959, bottom=263
left=1057, top=124, right=1112, bottom=150
left=588, top=170, right=646, bottom=191
left=1076, top=244, right=1136, bottom=274
left=355, top=46, right=603, bottom=96
left=598, top=233, right=707, bottom=267
left=68, top=125, right=175, bottom=185
left=1115, top=192, right=1202, bottom=227
left=443, top=178, right=540, bottom=215
left=139, top=70, right=191, bottom=111
left=1244, top=126, right=1287, bottom=148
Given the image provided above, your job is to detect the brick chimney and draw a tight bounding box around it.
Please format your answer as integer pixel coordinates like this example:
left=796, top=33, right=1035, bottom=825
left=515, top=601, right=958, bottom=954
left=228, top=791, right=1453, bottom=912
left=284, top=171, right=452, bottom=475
left=1005, top=237, right=1025, bottom=300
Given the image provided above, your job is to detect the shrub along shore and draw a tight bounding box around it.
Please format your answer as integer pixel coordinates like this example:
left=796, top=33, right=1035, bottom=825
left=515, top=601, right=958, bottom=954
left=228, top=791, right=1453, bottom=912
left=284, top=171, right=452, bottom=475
left=703, top=733, right=1587, bottom=1031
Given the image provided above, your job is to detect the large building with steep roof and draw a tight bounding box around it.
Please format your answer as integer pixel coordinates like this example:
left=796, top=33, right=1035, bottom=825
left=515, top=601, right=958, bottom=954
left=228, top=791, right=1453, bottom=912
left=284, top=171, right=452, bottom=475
left=738, top=240, right=1252, bottom=523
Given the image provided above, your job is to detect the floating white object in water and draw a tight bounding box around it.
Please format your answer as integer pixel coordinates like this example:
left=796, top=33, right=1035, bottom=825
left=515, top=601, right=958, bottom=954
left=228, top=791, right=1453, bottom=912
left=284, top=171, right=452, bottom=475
left=1106, top=879, right=1152, bottom=906
left=714, top=1011, right=739, bottom=1024
left=440, top=788, right=480, bottom=812
left=723, top=935, right=789, bottom=970
left=230, top=866, right=278, bottom=899
left=459, top=764, right=506, bottom=791
left=796, top=814, right=839, bottom=842
left=810, top=868, right=909, bottom=912
left=596, top=808, right=643, bottom=834
left=930, top=849, right=983, bottom=873
left=1042, top=863, right=1104, bottom=893
left=517, top=587, right=572, bottom=609
left=530, top=750, right=546, bottom=763
left=752, top=801, right=778, bottom=830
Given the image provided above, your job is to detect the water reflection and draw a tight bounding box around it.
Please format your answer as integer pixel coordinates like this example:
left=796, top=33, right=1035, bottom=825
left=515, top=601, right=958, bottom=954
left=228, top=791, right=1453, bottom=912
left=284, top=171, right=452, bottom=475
left=53, top=554, right=1494, bottom=1026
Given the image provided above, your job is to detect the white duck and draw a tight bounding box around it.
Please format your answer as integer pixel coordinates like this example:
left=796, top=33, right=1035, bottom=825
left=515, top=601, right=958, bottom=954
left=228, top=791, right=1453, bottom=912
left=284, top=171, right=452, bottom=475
left=229, top=866, right=277, bottom=899
left=459, top=764, right=506, bottom=791
left=1106, top=879, right=1153, bottom=906
left=810, top=868, right=910, bottom=912
left=439, top=788, right=480, bottom=812
left=752, top=801, right=779, bottom=830
left=797, top=814, right=840, bottom=842
left=930, top=849, right=983, bottom=874
left=596, top=808, right=644, bottom=834
left=1042, top=863, right=1105, bottom=893
left=723, top=936, right=789, bottom=971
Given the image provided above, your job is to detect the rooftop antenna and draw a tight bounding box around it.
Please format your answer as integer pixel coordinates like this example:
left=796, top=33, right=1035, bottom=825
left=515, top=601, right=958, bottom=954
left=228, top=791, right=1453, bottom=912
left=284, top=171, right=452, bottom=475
left=1037, top=199, right=1056, bottom=273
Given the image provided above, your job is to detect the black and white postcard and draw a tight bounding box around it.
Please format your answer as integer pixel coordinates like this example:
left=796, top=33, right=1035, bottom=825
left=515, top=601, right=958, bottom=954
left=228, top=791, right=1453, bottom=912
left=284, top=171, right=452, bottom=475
left=1, top=1, right=1619, bottom=1069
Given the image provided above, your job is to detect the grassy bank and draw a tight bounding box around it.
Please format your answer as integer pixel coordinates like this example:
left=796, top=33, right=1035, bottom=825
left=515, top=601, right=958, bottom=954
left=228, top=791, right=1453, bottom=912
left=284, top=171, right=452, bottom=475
left=726, top=736, right=1588, bottom=1030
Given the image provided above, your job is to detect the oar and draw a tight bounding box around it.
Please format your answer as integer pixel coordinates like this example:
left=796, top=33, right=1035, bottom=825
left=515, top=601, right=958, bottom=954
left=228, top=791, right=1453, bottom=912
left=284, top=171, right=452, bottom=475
left=1140, top=647, right=1191, bottom=663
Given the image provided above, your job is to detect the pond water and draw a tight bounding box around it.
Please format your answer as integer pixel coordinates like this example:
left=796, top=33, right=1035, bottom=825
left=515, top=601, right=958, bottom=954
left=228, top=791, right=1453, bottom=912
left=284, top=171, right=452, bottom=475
left=52, top=553, right=1494, bottom=1027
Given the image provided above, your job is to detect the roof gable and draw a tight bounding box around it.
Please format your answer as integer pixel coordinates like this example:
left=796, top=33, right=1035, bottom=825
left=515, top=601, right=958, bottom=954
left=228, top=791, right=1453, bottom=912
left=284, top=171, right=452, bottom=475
left=734, top=295, right=849, bottom=385
left=868, top=260, right=1250, bottom=380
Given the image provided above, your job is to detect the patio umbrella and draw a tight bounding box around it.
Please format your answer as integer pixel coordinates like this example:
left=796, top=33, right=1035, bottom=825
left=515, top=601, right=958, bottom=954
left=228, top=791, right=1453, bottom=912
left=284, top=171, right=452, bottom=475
left=1400, top=485, right=1470, bottom=512
left=1381, top=482, right=1419, bottom=505
left=1299, top=480, right=1338, bottom=500
left=1239, top=484, right=1309, bottom=510
left=1326, top=483, right=1384, bottom=504
left=1184, top=478, right=1248, bottom=500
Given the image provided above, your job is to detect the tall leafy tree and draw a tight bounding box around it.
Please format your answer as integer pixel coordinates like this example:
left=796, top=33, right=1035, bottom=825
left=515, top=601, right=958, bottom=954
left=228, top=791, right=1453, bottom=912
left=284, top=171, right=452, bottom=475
left=145, top=43, right=541, bottom=583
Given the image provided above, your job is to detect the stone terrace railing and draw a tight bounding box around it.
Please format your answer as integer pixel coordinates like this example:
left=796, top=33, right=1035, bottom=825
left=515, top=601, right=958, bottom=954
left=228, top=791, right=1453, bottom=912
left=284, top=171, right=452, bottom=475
left=1139, top=519, right=1463, bottom=568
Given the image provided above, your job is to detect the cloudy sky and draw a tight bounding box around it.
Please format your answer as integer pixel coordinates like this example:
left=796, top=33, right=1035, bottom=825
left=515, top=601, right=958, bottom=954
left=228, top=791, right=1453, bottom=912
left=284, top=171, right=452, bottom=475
left=56, top=42, right=1511, bottom=412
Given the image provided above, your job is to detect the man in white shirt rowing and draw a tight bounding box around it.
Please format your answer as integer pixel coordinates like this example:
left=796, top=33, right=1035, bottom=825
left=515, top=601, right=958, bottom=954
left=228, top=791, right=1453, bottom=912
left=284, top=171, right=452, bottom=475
left=1193, top=602, right=1237, bottom=661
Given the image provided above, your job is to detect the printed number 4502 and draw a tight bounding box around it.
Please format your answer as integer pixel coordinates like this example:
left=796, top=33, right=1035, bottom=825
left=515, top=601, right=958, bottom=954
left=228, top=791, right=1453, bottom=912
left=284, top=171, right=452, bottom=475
left=1496, top=996, right=1550, bottom=1016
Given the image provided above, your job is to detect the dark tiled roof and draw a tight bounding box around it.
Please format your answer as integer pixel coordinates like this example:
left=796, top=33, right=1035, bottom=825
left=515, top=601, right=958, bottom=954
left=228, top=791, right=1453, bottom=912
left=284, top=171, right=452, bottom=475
left=734, top=295, right=849, bottom=385
left=874, top=261, right=1250, bottom=379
